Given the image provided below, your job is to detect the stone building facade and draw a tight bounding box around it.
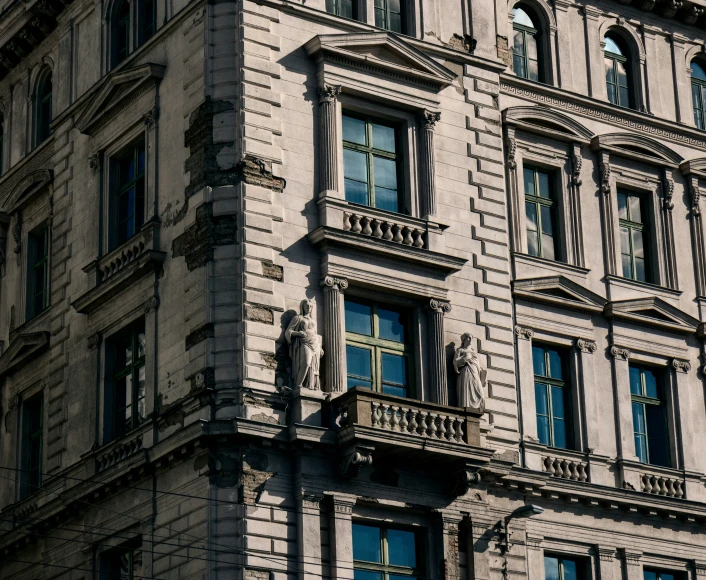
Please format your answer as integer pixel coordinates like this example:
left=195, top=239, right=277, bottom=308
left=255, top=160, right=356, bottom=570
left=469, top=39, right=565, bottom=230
left=0, top=0, right=704, bottom=577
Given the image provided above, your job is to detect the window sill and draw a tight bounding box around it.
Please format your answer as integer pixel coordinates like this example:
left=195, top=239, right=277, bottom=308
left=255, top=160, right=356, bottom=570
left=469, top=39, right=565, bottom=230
left=82, top=428, right=147, bottom=474
left=523, top=440, right=590, bottom=482
left=618, top=457, right=689, bottom=499
left=72, top=219, right=165, bottom=314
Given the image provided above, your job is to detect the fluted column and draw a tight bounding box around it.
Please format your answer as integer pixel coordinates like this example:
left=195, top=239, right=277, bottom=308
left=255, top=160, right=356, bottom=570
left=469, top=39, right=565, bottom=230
left=321, top=276, right=348, bottom=393
left=427, top=298, right=451, bottom=405
left=318, top=84, right=342, bottom=198
left=420, top=110, right=440, bottom=218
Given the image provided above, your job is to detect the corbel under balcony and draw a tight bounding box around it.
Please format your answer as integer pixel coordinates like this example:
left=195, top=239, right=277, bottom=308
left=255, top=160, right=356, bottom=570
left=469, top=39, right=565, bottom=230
left=72, top=220, right=165, bottom=314
left=308, top=197, right=465, bottom=274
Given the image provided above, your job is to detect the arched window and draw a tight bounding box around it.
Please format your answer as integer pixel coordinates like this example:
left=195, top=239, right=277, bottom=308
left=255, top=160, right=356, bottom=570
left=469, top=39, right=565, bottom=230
left=604, top=34, right=632, bottom=108
left=115, top=0, right=130, bottom=65
left=36, top=71, right=52, bottom=145
left=512, top=6, right=540, bottom=82
left=691, top=60, right=706, bottom=130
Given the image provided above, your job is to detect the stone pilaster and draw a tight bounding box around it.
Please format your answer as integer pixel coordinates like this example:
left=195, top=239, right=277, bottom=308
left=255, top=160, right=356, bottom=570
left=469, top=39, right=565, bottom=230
left=329, top=494, right=356, bottom=580
left=598, top=151, right=619, bottom=276
left=609, top=346, right=637, bottom=462
left=661, top=168, right=678, bottom=289
left=428, top=298, right=451, bottom=405
left=440, top=513, right=462, bottom=580
left=318, top=84, right=342, bottom=198
left=321, top=276, right=348, bottom=393
left=297, top=493, right=324, bottom=580
left=420, top=110, right=440, bottom=218
left=621, top=550, right=643, bottom=580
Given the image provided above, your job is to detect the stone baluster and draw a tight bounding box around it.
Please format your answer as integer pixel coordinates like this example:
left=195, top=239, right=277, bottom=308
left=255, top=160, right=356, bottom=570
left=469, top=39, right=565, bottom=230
left=318, top=84, right=341, bottom=197
left=320, top=276, right=348, bottom=392
left=420, top=110, right=440, bottom=218
left=428, top=299, right=452, bottom=406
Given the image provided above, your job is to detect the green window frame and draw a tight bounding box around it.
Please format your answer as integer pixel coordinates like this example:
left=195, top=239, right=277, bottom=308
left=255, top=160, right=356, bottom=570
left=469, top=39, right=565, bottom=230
left=533, top=345, right=571, bottom=449
left=691, top=61, right=706, bottom=130
left=618, top=190, right=650, bottom=283
left=343, top=114, right=402, bottom=214
left=20, top=393, right=43, bottom=499
left=326, top=0, right=358, bottom=19
left=100, top=543, right=143, bottom=580
left=26, top=224, right=49, bottom=321
left=544, top=555, right=582, bottom=580
left=106, top=320, right=146, bottom=442
left=512, top=6, right=540, bottom=82
left=604, top=35, right=631, bottom=108
left=524, top=166, right=557, bottom=260
left=630, top=364, right=669, bottom=467
left=345, top=299, right=412, bottom=398
left=352, top=522, right=420, bottom=580
left=112, top=139, right=146, bottom=248
left=374, top=0, right=405, bottom=34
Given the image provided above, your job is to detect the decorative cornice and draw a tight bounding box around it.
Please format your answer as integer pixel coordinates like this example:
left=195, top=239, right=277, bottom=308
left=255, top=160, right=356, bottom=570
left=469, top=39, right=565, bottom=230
left=428, top=298, right=451, bottom=314
left=318, top=83, right=342, bottom=105
left=515, top=325, right=534, bottom=340
left=672, top=358, right=692, bottom=373
left=576, top=338, right=597, bottom=353
left=610, top=346, right=631, bottom=360
left=320, top=276, right=348, bottom=291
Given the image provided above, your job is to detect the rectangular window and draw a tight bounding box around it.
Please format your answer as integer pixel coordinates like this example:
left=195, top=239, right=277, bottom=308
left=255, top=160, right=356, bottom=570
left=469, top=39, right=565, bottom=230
left=532, top=344, right=571, bottom=449
left=524, top=166, right=557, bottom=260
left=353, top=522, right=420, bottom=580
left=26, top=225, right=49, bottom=320
left=374, top=0, right=406, bottom=33
left=630, top=365, right=669, bottom=467
left=345, top=299, right=411, bottom=397
left=618, top=190, right=650, bottom=283
left=343, top=114, right=402, bottom=213
left=326, top=0, right=358, bottom=19
left=693, top=82, right=706, bottom=130
left=105, top=320, right=146, bottom=443
left=20, top=394, right=43, bottom=499
left=111, top=139, right=146, bottom=249
left=545, top=555, right=582, bottom=580
left=644, top=570, right=685, bottom=580
left=100, top=543, right=143, bottom=580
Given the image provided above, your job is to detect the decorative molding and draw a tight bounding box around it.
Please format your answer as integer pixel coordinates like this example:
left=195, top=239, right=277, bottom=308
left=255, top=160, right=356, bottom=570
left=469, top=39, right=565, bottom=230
left=88, top=154, right=100, bottom=173
left=662, top=175, right=675, bottom=211
left=599, top=157, right=611, bottom=195
left=320, top=276, right=348, bottom=291
left=12, top=210, right=21, bottom=255
left=623, top=551, right=642, bottom=565
left=300, top=493, right=324, bottom=509
left=610, top=346, right=631, bottom=360
left=318, top=83, right=341, bottom=105
left=423, top=110, right=441, bottom=129
left=690, top=181, right=701, bottom=216
left=526, top=536, right=543, bottom=551
left=571, top=148, right=582, bottom=186
left=514, top=325, right=534, bottom=340
left=143, top=107, right=158, bottom=128
left=87, top=333, right=102, bottom=351
left=339, top=444, right=374, bottom=478
left=330, top=496, right=355, bottom=515
left=576, top=338, right=597, bottom=353
left=672, top=359, right=692, bottom=373
left=144, top=296, right=160, bottom=314
left=428, top=298, right=452, bottom=314
left=505, top=134, right=517, bottom=170
left=598, top=548, right=616, bottom=562
left=450, top=469, right=482, bottom=497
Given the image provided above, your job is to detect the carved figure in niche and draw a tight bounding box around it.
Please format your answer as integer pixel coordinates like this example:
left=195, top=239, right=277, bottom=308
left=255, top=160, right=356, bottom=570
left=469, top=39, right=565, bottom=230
left=453, top=333, right=486, bottom=410
left=285, top=299, right=323, bottom=390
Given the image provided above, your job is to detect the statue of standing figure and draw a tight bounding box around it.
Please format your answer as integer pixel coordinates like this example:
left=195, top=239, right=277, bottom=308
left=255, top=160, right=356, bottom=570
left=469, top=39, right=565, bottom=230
left=285, top=299, right=324, bottom=390
left=453, top=332, right=486, bottom=410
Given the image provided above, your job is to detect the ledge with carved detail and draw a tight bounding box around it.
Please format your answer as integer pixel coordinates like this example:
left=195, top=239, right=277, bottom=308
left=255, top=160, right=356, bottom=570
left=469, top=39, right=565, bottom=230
left=72, top=219, right=165, bottom=314
left=524, top=441, right=591, bottom=483
left=309, top=198, right=465, bottom=273
left=618, top=457, right=705, bottom=501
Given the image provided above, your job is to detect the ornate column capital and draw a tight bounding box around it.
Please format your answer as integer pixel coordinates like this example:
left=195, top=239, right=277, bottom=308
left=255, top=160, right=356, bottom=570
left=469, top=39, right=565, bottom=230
left=299, top=492, right=325, bottom=509
left=610, top=346, right=630, bottom=360
left=576, top=338, right=597, bottom=353
left=672, top=358, right=692, bottom=373
left=428, top=298, right=451, bottom=314
left=320, top=276, right=348, bottom=291
left=329, top=494, right=355, bottom=515
left=88, top=333, right=102, bottom=350
left=143, top=107, right=158, bottom=128
left=318, top=84, right=341, bottom=105
left=621, top=550, right=642, bottom=565
left=514, top=325, right=533, bottom=340
left=422, top=110, right=441, bottom=129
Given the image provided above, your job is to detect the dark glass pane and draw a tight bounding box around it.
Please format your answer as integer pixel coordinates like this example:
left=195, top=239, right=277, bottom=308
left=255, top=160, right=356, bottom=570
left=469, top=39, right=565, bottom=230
left=375, top=187, right=398, bottom=213
left=528, top=58, right=539, bottom=82
left=375, top=7, right=385, bottom=28
left=352, top=524, right=381, bottom=563
left=563, top=559, right=578, bottom=580
left=692, top=62, right=706, bottom=81
left=646, top=405, right=668, bottom=466
left=622, top=253, right=633, bottom=279
left=526, top=202, right=538, bottom=231
left=635, top=257, right=646, bottom=282
left=604, top=36, right=623, bottom=56
left=389, top=11, right=401, bottom=32
left=643, top=368, right=658, bottom=399
left=635, top=433, right=648, bottom=463
left=341, top=0, right=353, bottom=18
left=138, top=147, right=146, bottom=173
left=527, top=231, right=539, bottom=257
left=344, top=149, right=368, bottom=182
left=548, top=349, right=562, bottom=380
left=532, top=346, right=546, bottom=377
left=348, top=377, right=372, bottom=390
left=136, top=177, right=145, bottom=231
left=513, top=54, right=526, bottom=79
left=605, top=58, right=616, bottom=84
left=514, top=30, right=526, bottom=57
left=537, top=172, right=550, bottom=198
left=632, top=401, right=646, bottom=435
left=644, top=571, right=658, bottom=580
left=343, top=116, right=366, bottom=145
left=345, top=301, right=372, bottom=335
left=545, top=557, right=560, bottom=580
left=552, top=417, right=567, bottom=449
left=551, top=386, right=565, bottom=419
left=619, top=86, right=630, bottom=108
left=374, top=156, right=397, bottom=190
left=137, top=332, right=146, bottom=358
left=137, top=365, right=146, bottom=421
left=523, top=168, right=535, bottom=196
left=355, top=572, right=383, bottom=580
left=535, top=384, right=549, bottom=415
left=142, top=0, right=156, bottom=41
left=629, top=366, right=642, bottom=396
left=617, top=61, right=628, bottom=89
left=378, top=308, right=404, bottom=342
left=387, top=529, right=416, bottom=567
left=632, top=230, right=644, bottom=260
left=345, top=179, right=369, bottom=206
left=618, top=192, right=628, bottom=220
left=372, top=123, right=396, bottom=153
left=537, top=414, right=550, bottom=446
left=542, top=233, right=555, bottom=260
left=513, top=7, right=535, bottom=27
left=347, top=346, right=372, bottom=380
left=661, top=574, right=675, bottom=580
left=540, top=206, right=554, bottom=236
left=527, top=34, right=538, bottom=60
left=629, top=195, right=642, bottom=223
left=382, top=353, right=407, bottom=387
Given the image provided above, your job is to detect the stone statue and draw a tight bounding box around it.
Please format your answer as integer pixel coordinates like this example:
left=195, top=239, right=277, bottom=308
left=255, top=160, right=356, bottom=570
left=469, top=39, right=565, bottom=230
left=285, top=299, right=324, bottom=390
left=453, top=333, right=486, bottom=410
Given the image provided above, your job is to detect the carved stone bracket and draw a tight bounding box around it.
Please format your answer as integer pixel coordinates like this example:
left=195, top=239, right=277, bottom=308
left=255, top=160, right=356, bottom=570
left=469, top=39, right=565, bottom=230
left=672, top=358, right=691, bottom=373
left=504, top=125, right=517, bottom=170
left=663, top=174, right=675, bottom=211
left=598, top=548, right=616, bottom=562
left=691, top=180, right=701, bottom=216
left=143, top=107, right=158, bottom=129
left=599, top=156, right=611, bottom=195
left=144, top=296, right=160, bottom=314
left=450, top=467, right=482, bottom=497
left=514, top=325, right=533, bottom=340
left=88, top=333, right=102, bottom=351
left=12, top=210, right=21, bottom=255
left=610, top=346, right=630, bottom=360
left=339, top=444, right=374, bottom=478
left=423, top=110, right=441, bottom=129
left=577, top=338, right=597, bottom=353
left=89, top=154, right=100, bottom=173
left=622, top=551, right=642, bottom=565
left=571, top=145, right=583, bottom=186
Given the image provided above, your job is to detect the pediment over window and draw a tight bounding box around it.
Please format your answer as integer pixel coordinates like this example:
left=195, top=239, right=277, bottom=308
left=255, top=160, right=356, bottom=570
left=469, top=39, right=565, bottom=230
left=513, top=276, right=607, bottom=313
left=503, top=106, right=594, bottom=143
left=4, top=169, right=53, bottom=213
left=0, top=331, right=49, bottom=378
left=76, top=63, right=165, bottom=135
left=604, top=297, right=698, bottom=334
left=592, top=133, right=683, bottom=168
left=304, top=32, right=456, bottom=91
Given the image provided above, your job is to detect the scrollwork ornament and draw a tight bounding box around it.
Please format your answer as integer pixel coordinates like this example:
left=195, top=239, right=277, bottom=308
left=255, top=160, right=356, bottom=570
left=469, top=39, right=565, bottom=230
left=514, top=325, right=533, bottom=340
left=318, top=84, right=341, bottom=105
left=662, top=176, right=674, bottom=211
left=663, top=0, right=682, bottom=17
left=599, top=160, right=611, bottom=195
left=422, top=110, right=441, bottom=130
left=571, top=152, right=582, bottom=186
left=690, top=182, right=701, bottom=216
left=610, top=346, right=630, bottom=360
left=576, top=338, right=597, bottom=353
left=505, top=136, right=517, bottom=170
left=320, top=276, right=348, bottom=291
left=672, top=359, right=691, bottom=373
left=428, top=298, right=451, bottom=314
left=685, top=5, right=703, bottom=23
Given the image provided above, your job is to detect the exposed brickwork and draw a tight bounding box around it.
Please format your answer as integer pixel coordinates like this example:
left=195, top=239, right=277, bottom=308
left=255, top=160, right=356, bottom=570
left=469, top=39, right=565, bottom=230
left=172, top=203, right=237, bottom=270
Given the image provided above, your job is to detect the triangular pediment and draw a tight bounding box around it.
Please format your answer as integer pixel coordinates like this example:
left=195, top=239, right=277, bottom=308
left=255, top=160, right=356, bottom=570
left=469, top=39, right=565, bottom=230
left=75, top=63, right=165, bottom=135
left=513, top=276, right=607, bottom=313
left=305, top=33, right=456, bottom=88
left=0, top=331, right=49, bottom=378
left=605, top=298, right=698, bottom=334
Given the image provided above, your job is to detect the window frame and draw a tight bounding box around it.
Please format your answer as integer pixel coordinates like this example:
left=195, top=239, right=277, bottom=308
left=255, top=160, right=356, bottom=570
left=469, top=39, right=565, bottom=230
left=512, top=6, right=541, bottom=82
left=26, top=223, right=49, bottom=321
left=523, top=165, right=558, bottom=261
left=617, top=189, right=651, bottom=283
left=544, top=554, right=585, bottom=580
left=374, top=0, right=407, bottom=34
left=345, top=298, right=414, bottom=398
left=629, top=363, right=669, bottom=467
left=691, top=61, right=706, bottom=130
left=109, top=137, right=147, bottom=250
left=99, top=540, right=143, bottom=580
left=352, top=521, right=422, bottom=580
left=532, top=343, right=572, bottom=450
left=20, top=393, right=43, bottom=499
left=326, top=0, right=359, bottom=19
left=604, top=35, right=632, bottom=109
left=35, top=70, right=52, bottom=146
